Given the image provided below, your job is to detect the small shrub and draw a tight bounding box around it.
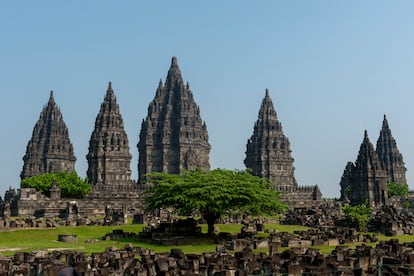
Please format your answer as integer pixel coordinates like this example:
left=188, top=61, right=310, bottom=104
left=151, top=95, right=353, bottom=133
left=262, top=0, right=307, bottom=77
left=21, top=171, right=91, bottom=197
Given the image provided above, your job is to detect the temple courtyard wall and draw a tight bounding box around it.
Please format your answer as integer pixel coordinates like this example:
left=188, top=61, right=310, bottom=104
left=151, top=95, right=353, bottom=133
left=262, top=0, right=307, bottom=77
left=3, top=187, right=145, bottom=219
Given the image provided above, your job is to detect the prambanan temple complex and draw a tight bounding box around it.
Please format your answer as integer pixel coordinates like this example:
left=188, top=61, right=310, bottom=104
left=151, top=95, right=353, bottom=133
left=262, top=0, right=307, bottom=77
left=0, top=57, right=410, bottom=220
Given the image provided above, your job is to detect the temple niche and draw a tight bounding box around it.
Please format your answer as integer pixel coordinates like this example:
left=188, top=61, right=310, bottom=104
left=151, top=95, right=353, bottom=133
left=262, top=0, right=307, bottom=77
left=21, top=91, right=76, bottom=179
left=137, top=57, right=211, bottom=183
left=86, top=82, right=135, bottom=193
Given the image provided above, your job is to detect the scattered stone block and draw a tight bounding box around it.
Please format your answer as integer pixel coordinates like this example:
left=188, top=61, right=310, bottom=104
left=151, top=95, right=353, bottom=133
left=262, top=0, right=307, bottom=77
left=57, top=234, right=78, bottom=243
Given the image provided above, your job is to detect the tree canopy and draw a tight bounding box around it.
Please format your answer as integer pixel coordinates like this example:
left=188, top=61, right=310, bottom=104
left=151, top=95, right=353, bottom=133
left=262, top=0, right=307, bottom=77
left=144, top=169, right=287, bottom=235
left=387, top=182, right=409, bottom=198
left=341, top=200, right=371, bottom=231
left=21, top=171, right=91, bottom=198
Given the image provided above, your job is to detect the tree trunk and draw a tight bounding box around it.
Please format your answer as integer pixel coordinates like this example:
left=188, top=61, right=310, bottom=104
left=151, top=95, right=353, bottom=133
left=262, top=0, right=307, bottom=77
left=203, top=211, right=220, bottom=236
left=207, top=219, right=215, bottom=236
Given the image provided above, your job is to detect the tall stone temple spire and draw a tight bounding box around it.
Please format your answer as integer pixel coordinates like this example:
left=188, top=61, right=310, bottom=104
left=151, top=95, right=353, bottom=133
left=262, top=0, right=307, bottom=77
left=138, top=57, right=210, bottom=183
left=244, top=89, right=297, bottom=191
left=21, top=91, right=76, bottom=179
left=87, top=82, right=133, bottom=191
left=340, top=130, right=388, bottom=206
left=376, top=115, right=407, bottom=184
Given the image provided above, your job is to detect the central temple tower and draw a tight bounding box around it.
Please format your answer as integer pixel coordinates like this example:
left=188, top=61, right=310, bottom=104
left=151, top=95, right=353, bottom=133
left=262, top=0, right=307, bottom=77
left=137, top=57, right=210, bottom=183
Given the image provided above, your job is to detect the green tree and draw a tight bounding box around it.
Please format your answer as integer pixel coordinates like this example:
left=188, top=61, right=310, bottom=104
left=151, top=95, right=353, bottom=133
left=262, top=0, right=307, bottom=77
left=144, top=169, right=287, bottom=235
left=341, top=201, right=371, bottom=231
left=21, top=171, right=91, bottom=198
left=387, top=182, right=409, bottom=198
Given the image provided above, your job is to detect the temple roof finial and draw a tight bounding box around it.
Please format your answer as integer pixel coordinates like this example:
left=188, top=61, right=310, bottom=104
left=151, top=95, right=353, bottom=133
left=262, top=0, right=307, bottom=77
left=262, top=89, right=274, bottom=108
left=364, top=129, right=368, bottom=139
left=165, top=57, right=183, bottom=88
left=382, top=114, right=389, bottom=129
left=48, top=90, right=55, bottom=104
left=171, top=56, right=178, bottom=67
left=108, top=81, right=113, bottom=90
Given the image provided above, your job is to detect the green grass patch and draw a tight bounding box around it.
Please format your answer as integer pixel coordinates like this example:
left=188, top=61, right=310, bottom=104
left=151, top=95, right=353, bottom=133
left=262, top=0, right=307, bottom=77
left=0, top=225, right=145, bottom=256
left=376, top=234, right=414, bottom=243
left=3, top=223, right=413, bottom=257
left=0, top=223, right=309, bottom=256
left=264, top=224, right=311, bottom=234
left=199, top=224, right=243, bottom=234
left=0, top=224, right=226, bottom=256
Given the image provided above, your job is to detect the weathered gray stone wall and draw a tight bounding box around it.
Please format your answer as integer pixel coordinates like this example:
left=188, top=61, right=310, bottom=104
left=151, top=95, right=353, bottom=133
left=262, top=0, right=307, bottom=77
left=5, top=187, right=144, bottom=219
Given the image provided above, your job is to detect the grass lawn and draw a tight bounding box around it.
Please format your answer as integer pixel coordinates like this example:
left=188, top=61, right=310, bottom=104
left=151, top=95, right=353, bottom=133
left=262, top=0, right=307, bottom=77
left=1, top=223, right=413, bottom=256
left=0, top=224, right=231, bottom=256
left=0, top=224, right=145, bottom=255
left=0, top=223, right=279, bottom=255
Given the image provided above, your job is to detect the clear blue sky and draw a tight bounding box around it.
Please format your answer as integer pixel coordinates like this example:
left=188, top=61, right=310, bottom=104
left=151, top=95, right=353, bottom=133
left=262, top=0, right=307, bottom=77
left=1, top=1, right=414, bottom=198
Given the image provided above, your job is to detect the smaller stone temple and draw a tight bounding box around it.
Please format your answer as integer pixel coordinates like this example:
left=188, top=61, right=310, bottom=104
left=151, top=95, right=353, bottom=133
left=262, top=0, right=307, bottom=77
left=340, top=116, right=407, bottom=207
left=245, top=89, right=321, bottom=207
left=376, top=115, right=407, bottom=184
left=245, top=89, right=297, bottom=191
left=86, top=82, right=135, bottom=193
left=21, top=91, right=76, bottom=179
left=340, top=130, right=389, bottom=206
left=4, top=83, right=145, bottom=219
left=138, top=57, right=211, bottom=183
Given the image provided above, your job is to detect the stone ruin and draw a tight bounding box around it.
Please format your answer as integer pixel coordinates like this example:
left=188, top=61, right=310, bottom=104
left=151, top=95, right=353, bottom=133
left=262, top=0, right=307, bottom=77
left=279, top=197, right=414, bottom=239
left=3, top=200, right=414, bottom=274
left=2, top=239, right=414, bottom=275
left=281, top=200, right=343, bottom=228
left=137, top=218, right=202, bottom=246
left=368, top=204, right=414, bottom=236
left=0, top=185, right=145, bottom=223
left=104, top=216, right=379, bottom=254
left=103, top=204, right=128, bottom=226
